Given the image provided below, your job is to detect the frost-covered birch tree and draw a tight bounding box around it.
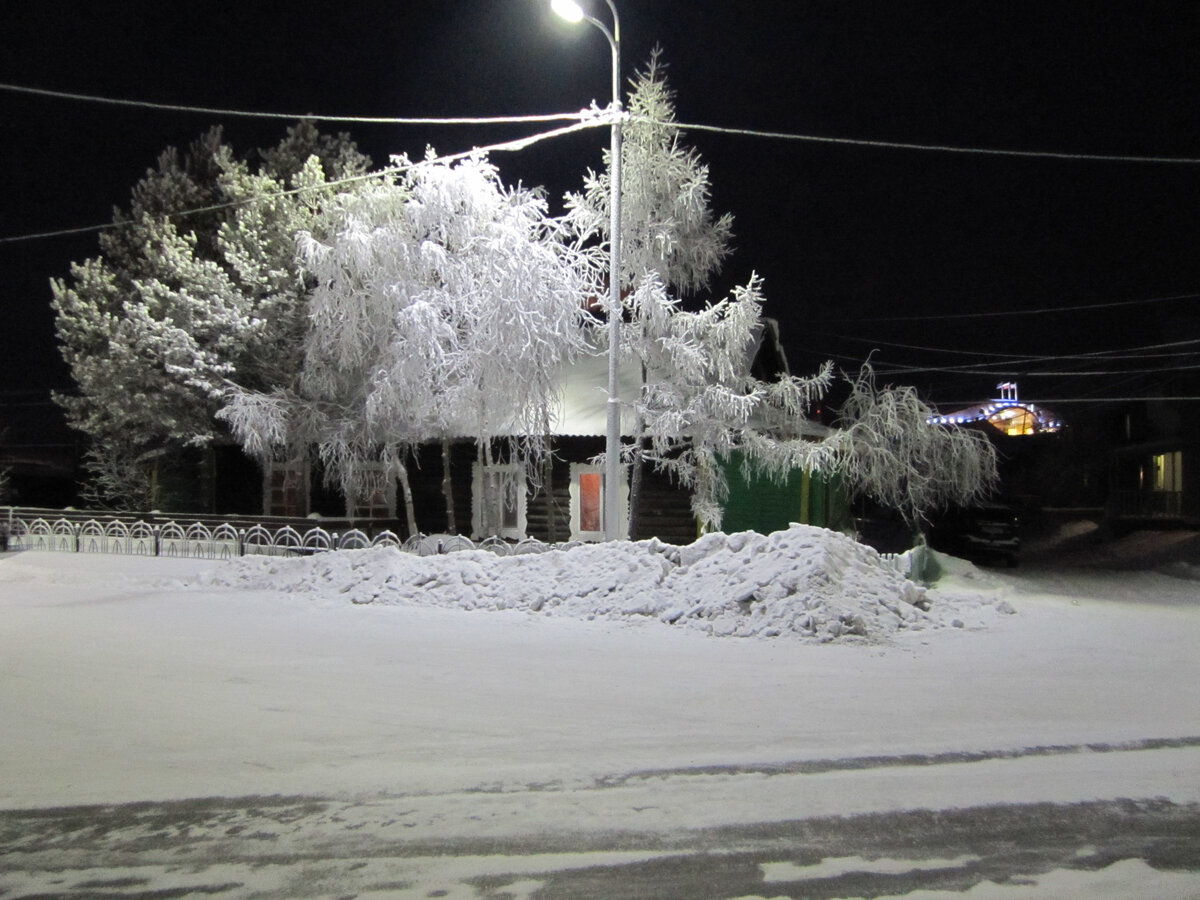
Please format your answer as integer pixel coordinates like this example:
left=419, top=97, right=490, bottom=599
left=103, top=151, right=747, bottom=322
left=631, top=280, right=998, bottom=530
left=219, top=154, right=593, bottom=534
left=629, top=273, right=841, bottom=530
left=836, top=365, right=999, bottom=526
left=51, top=123, right=371, bottom=508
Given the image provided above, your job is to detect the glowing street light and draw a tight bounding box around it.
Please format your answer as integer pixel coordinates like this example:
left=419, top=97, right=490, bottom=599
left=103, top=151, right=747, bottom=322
left=553, top=0, right=624, bottom=541
left=550, top=0, right=585, bottom=23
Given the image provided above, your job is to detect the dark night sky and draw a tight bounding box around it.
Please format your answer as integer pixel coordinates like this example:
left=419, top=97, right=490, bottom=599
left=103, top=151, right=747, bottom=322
left=3, top=0, right=1200, bottom=414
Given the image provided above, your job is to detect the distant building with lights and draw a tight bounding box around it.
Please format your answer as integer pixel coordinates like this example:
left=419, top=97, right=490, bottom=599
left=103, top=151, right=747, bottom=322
left=929, top=383, right=1063, bottom=436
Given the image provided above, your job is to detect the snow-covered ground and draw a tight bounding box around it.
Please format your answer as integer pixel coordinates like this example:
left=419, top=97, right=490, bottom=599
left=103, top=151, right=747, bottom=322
left=1, top=523, right=1198, bottom=898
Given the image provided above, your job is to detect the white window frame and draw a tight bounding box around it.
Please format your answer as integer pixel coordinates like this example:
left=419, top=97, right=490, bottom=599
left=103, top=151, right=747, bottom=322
left=347, top=462, right=397, bottom=520
left=472, top=462, right=527, bottom=540
left=568, top=462, right=629, bottom=542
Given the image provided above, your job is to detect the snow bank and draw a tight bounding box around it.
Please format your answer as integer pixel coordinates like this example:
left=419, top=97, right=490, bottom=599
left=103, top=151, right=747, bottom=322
left=208, top=524, right=1011, bottom=642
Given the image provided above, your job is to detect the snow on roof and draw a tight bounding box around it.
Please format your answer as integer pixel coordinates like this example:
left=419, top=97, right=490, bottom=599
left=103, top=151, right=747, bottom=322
left=548, top=348, right=644, bottom=437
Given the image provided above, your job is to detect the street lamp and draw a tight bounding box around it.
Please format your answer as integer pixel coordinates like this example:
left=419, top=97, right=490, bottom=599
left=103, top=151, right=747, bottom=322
left=553, top=0, right=623, bottom=541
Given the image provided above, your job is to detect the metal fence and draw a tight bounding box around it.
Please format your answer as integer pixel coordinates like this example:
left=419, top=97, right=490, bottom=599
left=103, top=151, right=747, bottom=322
left=1, top=507, right=571, bottom=560
left=1109, top=490, right=1185, bottom=520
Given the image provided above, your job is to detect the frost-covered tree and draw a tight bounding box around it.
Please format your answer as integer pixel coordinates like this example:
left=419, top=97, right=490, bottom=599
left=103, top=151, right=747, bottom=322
left=836, top=365, right=999, bottom=527
left=566, top=48, right=733, bottom=296
left=51, top=123, right=371, bottom=508
left=565, top=52, right=737, bottom=532
left=219, top=154, right=593, bottom=534
left=630, top=273, right=840, bottom=530
left=566, top=53, right=995, bottom=535
left=630, top=285, right=998, bottom=532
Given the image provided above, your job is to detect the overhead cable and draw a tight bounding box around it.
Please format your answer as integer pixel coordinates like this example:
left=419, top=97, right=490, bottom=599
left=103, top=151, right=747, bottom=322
left=0, top=117, right=609, bottom=245
left=660, top=117, right=1200, bottom=165
left=934, top=396, right=1200, bottom=404
left=0, top=81, right=589, bottom=126
left=7, top=81, right=1200, bottom=165
left=808, top=292, right=1200, bottom=323
left=812, top=331, right=1200, bottom=363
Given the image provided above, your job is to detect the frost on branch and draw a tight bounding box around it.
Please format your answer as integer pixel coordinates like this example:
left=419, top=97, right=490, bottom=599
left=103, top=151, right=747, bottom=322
left=565, top=48, right=733, bottom=297
left=624, top=273, right=997, bottom=532
left=837, top=365, right=999, bottom=525
left=220, top=154, right=593, bottom=530
left=562, top=52, right=995, bottom=535
left=631, top=274, right=839, bottom=531
left=52, top=123, right=371, bottom=508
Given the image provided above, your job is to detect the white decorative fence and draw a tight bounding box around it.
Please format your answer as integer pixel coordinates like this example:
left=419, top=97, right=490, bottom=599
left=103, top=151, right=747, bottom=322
left=1, top=508, right=568, bottom=560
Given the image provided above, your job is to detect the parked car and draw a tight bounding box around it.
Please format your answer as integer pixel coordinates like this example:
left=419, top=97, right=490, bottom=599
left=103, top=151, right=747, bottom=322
left=854, top=511, right=921, bottom=555
left=927, top=503, right=1020, bottom=566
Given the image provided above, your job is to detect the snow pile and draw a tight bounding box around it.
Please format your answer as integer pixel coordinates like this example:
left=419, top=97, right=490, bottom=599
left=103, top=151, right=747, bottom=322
left=208, top=524, right=1009, bottom=643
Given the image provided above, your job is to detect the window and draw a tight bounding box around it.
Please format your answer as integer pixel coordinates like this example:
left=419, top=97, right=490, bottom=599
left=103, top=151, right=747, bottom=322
left=472, top=463, right=527, bottom=540
left=988, top=406, right=1035, bottom=436
left=568, top=462, right=628, bottom=541
left=348, top=464, right=396, bottom=519
left=1152, top=451, right=1182, bottom=493
left=264, top=458, right=308, bottom=517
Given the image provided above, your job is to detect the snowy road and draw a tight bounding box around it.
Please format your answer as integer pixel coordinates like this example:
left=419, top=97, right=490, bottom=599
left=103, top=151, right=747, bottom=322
left=1, top=546, right=1199, bottom=897
left=3, top=781, right=1199, bottom=897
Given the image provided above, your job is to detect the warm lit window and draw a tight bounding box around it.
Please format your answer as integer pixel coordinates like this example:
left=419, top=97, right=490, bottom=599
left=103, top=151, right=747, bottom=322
left=348, top=464, right=396, bottom=519
left=568, top=463, right=628, bottom=541
left=579, top=472, right=602, bottom=532
left=1152, top=451, right=1182, bottom=493
left=472, top=463, right=527, bottom=540
left=988, top=406, right=1035, bottom=436
left=265, top=458, right=308, bottom=517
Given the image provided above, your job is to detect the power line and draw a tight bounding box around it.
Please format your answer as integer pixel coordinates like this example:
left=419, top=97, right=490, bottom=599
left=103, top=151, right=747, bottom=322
left=0, top=82, right=589, bottom=126
left=808, top=292, right=1200, bottom=323
left=10, top=81, right=1199, bottom=165
left=666, top=118, right=1200, bottom=165
left=937, top=396, right=1200, bottom=404
left=802, top=348, right=1200, bottom=378
left=813, top=332, right=1200, bottom=364
left=880, top=362, right=1200, bottom=377
left=0, top=118, right=608, bottom=245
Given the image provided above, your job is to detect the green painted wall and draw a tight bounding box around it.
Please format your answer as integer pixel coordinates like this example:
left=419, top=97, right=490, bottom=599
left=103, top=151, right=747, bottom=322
left=719, top=452, right=849, bottom=534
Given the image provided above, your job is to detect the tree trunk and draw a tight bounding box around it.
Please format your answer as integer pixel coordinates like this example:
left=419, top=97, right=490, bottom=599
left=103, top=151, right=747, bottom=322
left=626, top=362, right=649, bottom=541
left=396, top=459, right=419, bottom=539
left=628, top=434, right=646, bottom=541
left=543, top=446, right=558, bottom=543
left=441, top=438, right=457, bottom=534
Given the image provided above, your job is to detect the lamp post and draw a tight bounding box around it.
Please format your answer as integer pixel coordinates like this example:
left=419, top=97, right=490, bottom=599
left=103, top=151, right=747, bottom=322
left=552, top=0, right=623, bottom=541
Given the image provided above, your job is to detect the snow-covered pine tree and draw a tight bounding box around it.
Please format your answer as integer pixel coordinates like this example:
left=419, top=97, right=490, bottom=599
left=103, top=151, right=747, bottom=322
left=565, top=48, right=733, bottom=296
left=219, top=154, right=594, bottom=535
left=565, top=50, right=735, bottom=534
left=51, top=123, right=371, bottom=509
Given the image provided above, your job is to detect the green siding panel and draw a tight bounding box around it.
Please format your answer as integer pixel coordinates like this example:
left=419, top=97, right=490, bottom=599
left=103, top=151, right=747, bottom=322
left=719, top=453, right=849, bottom=534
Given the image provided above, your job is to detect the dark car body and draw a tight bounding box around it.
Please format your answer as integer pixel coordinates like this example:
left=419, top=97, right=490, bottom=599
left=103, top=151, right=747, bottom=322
left=927, top=504, right=1020, bottom=566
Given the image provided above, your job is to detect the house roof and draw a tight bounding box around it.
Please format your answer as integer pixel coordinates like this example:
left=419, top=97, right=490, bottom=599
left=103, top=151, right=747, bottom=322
left=549, top=348, right=643, bottom=437
left=549, top=317, right=828, bottom=439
